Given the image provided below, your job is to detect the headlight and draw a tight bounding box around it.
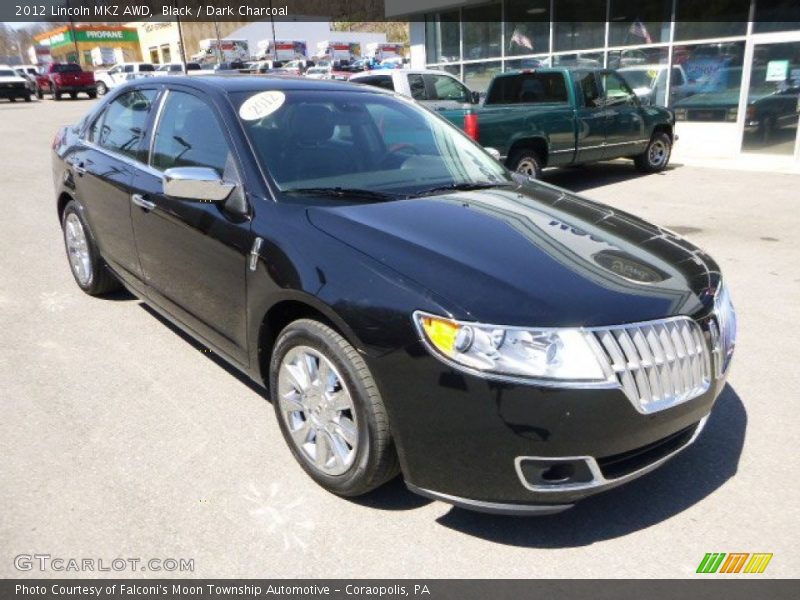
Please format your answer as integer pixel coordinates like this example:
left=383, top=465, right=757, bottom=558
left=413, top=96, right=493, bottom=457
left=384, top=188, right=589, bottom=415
left=413, top=311, right=611, bottom=384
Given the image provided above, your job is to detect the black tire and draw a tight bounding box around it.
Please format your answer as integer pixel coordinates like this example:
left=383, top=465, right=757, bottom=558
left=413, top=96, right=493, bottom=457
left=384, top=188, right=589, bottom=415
left=508, top=148, right=543, bottom=179
left=54, top=89, right=62, bottom=101
left=61, top=200, right=121, bottom=296
left=9, top=97, right=15, bottom=103
left=24, top=93, right=31, bottom=102
left=270, top=319, right=399, bottom=497
left=88, top=91, right=97, bottom=99
left=70, top=92, right=77, bottom=99
left=634, top=131, right=672, bottom=173
left=96, top=81, right=107, bottom=96
left=36, top=88, right=43, bottom=99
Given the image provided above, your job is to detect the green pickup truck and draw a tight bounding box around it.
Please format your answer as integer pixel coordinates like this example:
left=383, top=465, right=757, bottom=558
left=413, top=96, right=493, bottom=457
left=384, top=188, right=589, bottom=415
left=439, top=68, right=676, bottom=178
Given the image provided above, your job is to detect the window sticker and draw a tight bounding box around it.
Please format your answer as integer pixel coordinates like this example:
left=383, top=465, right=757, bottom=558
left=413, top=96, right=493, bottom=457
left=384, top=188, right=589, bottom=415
left=239, top=91, right=286, bottom=120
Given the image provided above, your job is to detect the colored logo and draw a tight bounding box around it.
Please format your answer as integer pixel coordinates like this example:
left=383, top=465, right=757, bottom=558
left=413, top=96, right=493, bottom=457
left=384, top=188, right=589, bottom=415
left=697, top=553, right=773, bottom=574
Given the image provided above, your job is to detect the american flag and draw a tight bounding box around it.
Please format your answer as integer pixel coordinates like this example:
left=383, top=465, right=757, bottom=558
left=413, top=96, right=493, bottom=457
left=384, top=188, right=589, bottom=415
left=629, top=20, right=653, bottom=44
left=509, top=27, right=534, bottom=51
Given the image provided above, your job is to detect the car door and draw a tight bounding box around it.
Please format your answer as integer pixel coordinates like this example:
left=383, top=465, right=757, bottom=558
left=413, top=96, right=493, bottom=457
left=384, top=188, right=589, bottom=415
left=128, top=87, right=251, bottom=364
left=573, top=71, right=607, bottom=163
left=423, top=73, right=473, bottom=111
left=72, top=88, right=159, bottom=281
left=601, top=70, right=646, bottom=158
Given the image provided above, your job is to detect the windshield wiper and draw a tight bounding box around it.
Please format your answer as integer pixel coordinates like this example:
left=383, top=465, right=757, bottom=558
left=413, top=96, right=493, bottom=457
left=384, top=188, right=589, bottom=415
left=405, top=181, right=511, bottom=198
left=282, top=187, right=399, bottom=201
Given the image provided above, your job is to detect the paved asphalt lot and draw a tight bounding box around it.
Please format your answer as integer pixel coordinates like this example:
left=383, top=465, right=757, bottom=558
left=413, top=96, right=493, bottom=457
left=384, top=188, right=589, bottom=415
left=1, top=97, right=799, bottom=579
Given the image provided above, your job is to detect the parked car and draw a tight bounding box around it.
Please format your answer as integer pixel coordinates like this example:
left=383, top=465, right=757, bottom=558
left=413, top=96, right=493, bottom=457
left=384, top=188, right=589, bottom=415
left=440, top=68, right=676, bottom=178
left=247, top=60, right=285, bottom=74
left=52, top=76, right=735, bottom=515
left=154, top=62, right=202, bottom=76
left=94, top=62, right=155, bottom=96
left=36, top=63, right=96, bottom=100
left=0, top=65, right=32, bottom=102
left=12, top=65, right=40, bottom=98
left=304, top=66, right=349, bottom=80
left=282, top=59, right=314, bottom=75
left=351, top=68, right=479, bottom=111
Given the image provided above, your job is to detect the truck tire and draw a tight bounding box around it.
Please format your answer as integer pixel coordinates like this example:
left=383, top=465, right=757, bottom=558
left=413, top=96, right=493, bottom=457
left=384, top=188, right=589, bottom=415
left=88, top=91, right=97, bottom=99
left=36, top=88, right=43, bottom=99
left=70, top=92, right=77, bottom=99
left=509, top=149, right=543, bottom=179
left=54, top=87, right=62, bottom=101
left=96, top=81, right=107, bottom=96
left=270, top=319, right=400, bottom=497
left=634, top=132, right=672, bottom=173
left=24, top=93, right=31, bottom=102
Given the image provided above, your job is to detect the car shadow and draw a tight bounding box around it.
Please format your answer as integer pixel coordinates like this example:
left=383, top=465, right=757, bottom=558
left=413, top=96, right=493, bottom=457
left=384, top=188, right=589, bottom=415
left=137, top=302, right=270, bottom=400
left=434, top=384, right=745, bottom=546
left=543, top=161, right=681, bottom=194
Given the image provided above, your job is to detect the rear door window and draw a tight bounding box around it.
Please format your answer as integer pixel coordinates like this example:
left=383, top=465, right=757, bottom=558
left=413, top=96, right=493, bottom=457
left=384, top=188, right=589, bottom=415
left=93, top=89, right=158, bottom=161
left=355, top=75, right=394, bottom=91
left=485, top=73, right=568, bottom=104
left=575, top=71, right=603, bottom=108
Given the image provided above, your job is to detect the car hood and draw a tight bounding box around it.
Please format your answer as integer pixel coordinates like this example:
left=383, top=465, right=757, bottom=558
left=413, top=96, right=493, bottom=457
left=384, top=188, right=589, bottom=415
left=306, top=184, right=720, bottom=327
left=0, top=75, right=27, bottom=83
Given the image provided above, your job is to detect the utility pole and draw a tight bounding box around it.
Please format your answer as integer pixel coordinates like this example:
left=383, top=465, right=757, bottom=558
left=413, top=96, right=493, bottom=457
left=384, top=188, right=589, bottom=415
left=269, top=0, right=278, bottom=61
left=174, top=0, right=187, bottom=72
left=212, top=18, right=223, bottom=64
left=64, top=0, right=81, bottom=64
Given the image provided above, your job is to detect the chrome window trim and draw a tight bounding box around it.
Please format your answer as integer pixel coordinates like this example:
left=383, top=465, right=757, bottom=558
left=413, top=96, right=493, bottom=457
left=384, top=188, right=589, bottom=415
left=514, top=414, right=709, bottom=493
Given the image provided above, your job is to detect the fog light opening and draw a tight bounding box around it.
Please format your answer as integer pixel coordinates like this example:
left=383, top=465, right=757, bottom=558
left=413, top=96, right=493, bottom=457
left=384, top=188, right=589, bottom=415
left=541, top=463, right=575, bottom=483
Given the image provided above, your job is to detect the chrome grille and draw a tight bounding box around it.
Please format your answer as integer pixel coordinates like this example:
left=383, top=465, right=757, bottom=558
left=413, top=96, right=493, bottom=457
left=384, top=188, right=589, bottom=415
left=592, top=317, right=710, bottom=414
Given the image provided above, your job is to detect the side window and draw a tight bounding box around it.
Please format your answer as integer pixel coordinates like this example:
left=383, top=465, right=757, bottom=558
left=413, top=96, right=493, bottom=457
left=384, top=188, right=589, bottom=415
left=123, top=65, right=133, bottom=74
left=108, top=66, right=120, bottom=76
left=407, top=74, right=428, bottom=100
left=577, top=72, right=603, bottom=108
left=603, top=72, right=636, bottom=107
left=150, top=91, right=233, bottom=177
left=94, top=89, right=158, bottom=161
left=427, top=75, right=469, bottom=102
left=356, top=76, right=394, bottom=91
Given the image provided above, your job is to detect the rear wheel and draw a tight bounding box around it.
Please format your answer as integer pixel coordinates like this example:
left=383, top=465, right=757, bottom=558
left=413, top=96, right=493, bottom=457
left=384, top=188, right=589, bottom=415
left=270, top=319, right=399, bottom=497
left=36, top=88, right=43, bottom=99
left=95, top=81, right=107, bottom=96
left=9, top=97, right=15, bottom=103
left=24, top=93, right=31, bottom=102
left=88, top=91, right=97, bottom=99
left=70, top=92, right=77, bottom=99
left=634, top=132, right=672, bottom=173
left=508, top=148, right=543, bottom=179
left=54, top=88, right=62, bottom=101
left=61, top=200, right=121, bottom=296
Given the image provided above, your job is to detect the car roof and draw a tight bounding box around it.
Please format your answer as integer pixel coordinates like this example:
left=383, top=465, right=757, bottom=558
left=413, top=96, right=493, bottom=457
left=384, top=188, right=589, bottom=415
left=137, top=74, right=380, bottom=95
left=350, top=68, right=456, bottom=79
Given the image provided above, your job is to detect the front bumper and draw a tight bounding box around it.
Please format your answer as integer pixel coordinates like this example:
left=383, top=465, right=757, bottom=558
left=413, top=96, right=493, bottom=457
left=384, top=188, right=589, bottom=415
left=0, top=86, right=28, bottom=98
left=369, top=340, right=724, bottom=512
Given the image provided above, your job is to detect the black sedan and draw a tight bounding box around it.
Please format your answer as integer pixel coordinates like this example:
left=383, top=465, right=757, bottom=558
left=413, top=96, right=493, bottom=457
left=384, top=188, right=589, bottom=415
left=51, top=76, right=736, bottom=515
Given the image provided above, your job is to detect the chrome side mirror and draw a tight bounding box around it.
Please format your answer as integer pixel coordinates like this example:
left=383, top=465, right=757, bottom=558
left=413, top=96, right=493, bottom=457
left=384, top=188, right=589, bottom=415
left=485, top=147, right=501, bottom=161
left=162, top=167, right=235, bottom=202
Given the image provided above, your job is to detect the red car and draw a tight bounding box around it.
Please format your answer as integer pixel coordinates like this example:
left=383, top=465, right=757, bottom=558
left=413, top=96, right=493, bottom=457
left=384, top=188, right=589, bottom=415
left=37, top=63, right=96, bottom=100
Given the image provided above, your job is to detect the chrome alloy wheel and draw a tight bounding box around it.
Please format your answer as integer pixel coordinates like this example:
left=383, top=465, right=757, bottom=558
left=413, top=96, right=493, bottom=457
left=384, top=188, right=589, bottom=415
left=277, top=346, right=358, bottom=476
left=515, top=158, right=539, bottom=176
left=64, top=213, right=92, bottom=286
left=648, top=139, right=669, bottom=167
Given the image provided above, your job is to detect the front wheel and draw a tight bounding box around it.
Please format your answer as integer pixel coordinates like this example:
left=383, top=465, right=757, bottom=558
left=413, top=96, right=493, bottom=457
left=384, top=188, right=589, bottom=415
left=270, top=319, right=399, bottom=497
left=36, top=88, right=43, bottom=99
left=634, top=132, right=672, bottom=173
left=508, top=149, right=543, bottom=179
left=61, top=201, right=121, bottom=296
left=24, top=93, right=32, bottom=102
left=95, top=81, right=107, bottom=96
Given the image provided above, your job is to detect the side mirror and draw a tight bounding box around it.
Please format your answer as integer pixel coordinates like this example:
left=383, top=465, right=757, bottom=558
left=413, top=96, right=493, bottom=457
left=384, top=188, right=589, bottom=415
left=485, top=147, right=501, bottom=161
left=162, top=167, right=235, bottom=202
left=470, top=90, right=481, bottom=104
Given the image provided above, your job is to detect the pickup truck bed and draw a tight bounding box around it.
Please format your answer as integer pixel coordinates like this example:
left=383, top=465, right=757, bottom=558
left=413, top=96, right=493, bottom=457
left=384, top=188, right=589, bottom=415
left=440, top=68, right=675, bottom=178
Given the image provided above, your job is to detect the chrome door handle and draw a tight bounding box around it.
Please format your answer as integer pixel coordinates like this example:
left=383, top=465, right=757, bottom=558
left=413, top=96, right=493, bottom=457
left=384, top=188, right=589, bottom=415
left=131, top=193, right=156, bottom=211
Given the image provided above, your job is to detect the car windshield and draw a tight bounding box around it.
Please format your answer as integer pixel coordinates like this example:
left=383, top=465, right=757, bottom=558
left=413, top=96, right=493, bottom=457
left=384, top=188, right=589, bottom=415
left=235, top=89, right=511, bottom=198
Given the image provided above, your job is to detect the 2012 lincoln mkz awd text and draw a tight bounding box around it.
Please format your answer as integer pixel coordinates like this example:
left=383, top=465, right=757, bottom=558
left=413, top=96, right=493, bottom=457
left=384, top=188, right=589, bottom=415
left=52, top=75, right=736, bottom=515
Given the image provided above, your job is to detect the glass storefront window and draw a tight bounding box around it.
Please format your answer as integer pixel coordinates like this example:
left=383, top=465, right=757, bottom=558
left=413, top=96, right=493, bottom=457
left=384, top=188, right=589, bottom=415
left=505, top=56, right=550, bottom=72
left=464, top=61, right=502, bottom=94
left=432, top=64, right=462, bottom=79
left=552, top=52, right=605, bottom=69
left=675, top=1, right=749, bottom=41
left=504, top=0, right=550, bottom=56
left=553, top=1, right=606, bottom=51
left=609, top=0, right=672, bottom=46
left=741, top=41, right=800, bottom=154
left=671, top=41, right=746, bottom=119
left=463, top=2, right=502, bottom=60
left=753, top=0, right=800, bottom=33
left=612, top=48, right=672, bottom=106
left=425, top=11, right=461, bottom=64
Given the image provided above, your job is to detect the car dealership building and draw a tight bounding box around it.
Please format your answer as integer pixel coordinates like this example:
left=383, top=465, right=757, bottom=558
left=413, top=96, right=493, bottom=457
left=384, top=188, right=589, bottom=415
left=390, top=0, right=800, bottom=163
